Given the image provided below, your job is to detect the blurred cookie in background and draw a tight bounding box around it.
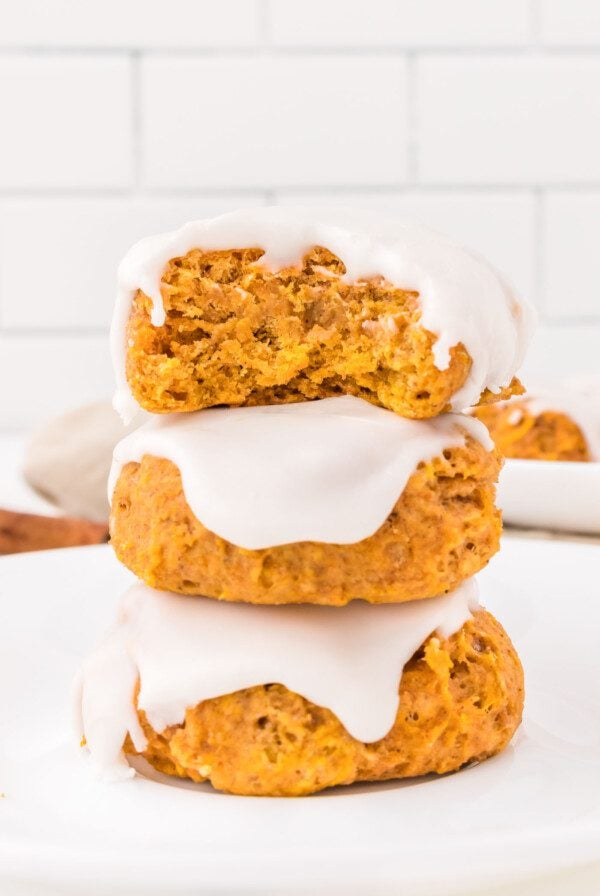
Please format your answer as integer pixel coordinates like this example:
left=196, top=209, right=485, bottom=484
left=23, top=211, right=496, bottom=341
left=472, top=383, right=599, bottom=463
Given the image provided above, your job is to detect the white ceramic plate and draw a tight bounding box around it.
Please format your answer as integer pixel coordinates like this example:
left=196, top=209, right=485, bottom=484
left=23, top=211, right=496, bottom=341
left=0, top=538, right=599, bottom=896
left=498, top=459, right=600, bottom=534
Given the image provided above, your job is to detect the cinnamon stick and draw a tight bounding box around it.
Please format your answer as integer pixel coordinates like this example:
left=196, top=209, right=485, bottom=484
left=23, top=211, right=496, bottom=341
left=0, top=508, right=109, bottom=555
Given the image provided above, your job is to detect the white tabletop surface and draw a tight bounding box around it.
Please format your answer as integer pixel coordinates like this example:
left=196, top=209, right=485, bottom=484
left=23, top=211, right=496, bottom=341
left=0, top=432, right=599, bottom=896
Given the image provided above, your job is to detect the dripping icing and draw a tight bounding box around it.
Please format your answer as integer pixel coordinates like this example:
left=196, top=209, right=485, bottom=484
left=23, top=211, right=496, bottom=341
left=109, top=396, right=494, bottom=550
left=110, top=207, right=536, bottom=423
left=76, top=579, right=480, bottom=780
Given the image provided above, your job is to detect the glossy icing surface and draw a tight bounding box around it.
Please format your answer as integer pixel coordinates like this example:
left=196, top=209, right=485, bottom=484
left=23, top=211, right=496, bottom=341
left=109, top=396, right=493, bottom=550
left=75, top=578, right=479, bottom=780
left=110, top=207, right=535, bottom=422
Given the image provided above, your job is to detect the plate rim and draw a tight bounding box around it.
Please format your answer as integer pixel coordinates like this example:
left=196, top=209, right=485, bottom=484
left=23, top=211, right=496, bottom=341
left=1, top=540, right=600, bottom=894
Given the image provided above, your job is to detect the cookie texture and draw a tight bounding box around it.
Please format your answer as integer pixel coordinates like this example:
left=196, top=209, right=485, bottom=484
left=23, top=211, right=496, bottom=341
left=125, top=609, right=524, bottom=796
left=110, top=437, right=502, bottom=605
left=473, top=402, right=590, bottom=462
left=124, top=247, right=522, bottom=419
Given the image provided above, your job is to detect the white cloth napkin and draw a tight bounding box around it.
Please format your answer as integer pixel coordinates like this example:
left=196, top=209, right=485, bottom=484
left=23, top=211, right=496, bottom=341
left=23, top=401, right=143, bottom=522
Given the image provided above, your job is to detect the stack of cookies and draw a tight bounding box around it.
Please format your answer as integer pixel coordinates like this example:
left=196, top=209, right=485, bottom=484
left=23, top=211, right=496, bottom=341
left=77, top=209, right=530, bottom=796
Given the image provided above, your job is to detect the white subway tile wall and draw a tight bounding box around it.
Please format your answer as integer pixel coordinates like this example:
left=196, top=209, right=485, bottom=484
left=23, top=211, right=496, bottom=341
left=0, top=1, right=261, bottom=48
left=0, top=56, right=133, bottom=189
left=417, top=56, right=600, bottom=185
left=0, top=336, right=111, bottom=429
left=269, top=0, right=531, bottom=47
left=141, top=57, right=408, bottom=188
left=0, top=0, right=598, bottom=427
left=540, top=0, right=600, bottom=46
left=544, top=193, right=600, bottom=319
left=0, top=196, right=265, bottom=330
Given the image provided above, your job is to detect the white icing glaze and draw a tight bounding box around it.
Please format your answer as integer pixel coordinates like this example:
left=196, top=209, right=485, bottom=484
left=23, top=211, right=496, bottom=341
left=492, top=389, right=600, bottom=461
left=110, top=207, right=536, bottom=422
left=109, top=395, right=493, bottom=551
left=72, top=625, right=146, bottom=782
left=76, top=578, right=480, bottom=780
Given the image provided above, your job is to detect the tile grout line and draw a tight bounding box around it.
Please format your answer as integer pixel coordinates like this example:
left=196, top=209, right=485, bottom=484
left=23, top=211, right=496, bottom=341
left=2, top=45, right=600, bottom=56
left=528, top=0, right=543, bottom=47
left=258, top=0, right=271, bottom=47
